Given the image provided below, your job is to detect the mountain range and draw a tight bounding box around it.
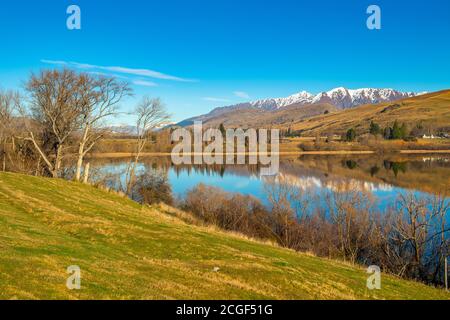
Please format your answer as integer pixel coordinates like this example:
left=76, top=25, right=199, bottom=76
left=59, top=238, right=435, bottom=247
left=177, top=88, right=425, bottom=127
left=106, top=122, right=176, bottom=135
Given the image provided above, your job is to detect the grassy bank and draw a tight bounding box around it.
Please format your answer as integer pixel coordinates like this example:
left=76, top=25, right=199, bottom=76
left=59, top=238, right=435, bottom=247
left=0, top=172, right=448, bottom=300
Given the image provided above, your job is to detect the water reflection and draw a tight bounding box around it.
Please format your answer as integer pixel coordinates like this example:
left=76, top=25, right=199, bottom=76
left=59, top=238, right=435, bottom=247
left=87, top=154, right=449, bottom=286
left=89, top=154, right=450, bottom=210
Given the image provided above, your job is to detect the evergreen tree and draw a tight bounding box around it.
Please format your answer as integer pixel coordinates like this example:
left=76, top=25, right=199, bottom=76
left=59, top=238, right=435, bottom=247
left=400, top=123, right=408, bottom=139
left=369, top=121, right=381, bottom=136
left=219, top=123, right=226, bottom=137
left=392, top=121, right=402, bottom=139
left=345, top=128, right=356, bottom=142
left=384, top=127, right=392, bottom=140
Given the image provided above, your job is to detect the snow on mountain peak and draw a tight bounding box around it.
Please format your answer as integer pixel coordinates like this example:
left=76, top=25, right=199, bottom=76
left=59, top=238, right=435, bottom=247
left=208, top=87, right=423, bottom=115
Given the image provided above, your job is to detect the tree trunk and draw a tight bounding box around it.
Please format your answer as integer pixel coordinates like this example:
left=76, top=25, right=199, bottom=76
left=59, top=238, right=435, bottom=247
left=126, top=139, right=145, bottom=195
left=53, top=144, right=63, bottom=178
left=35, top=156, right=41, bottom=176
left=2, top=147, right=5, bottom=172
left=26, top=132, right=55, bottom=177
left=75, top=126, right=90, bottom=182
left=75, top=154, right=84, bottom=182
left=83, top=162, right=90, bottom=184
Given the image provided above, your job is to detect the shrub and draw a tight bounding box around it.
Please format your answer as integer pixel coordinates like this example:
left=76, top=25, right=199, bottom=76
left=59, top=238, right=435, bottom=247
left=132, top=170, right=173, bottom=205
left=369, top=121, right=381, bottom=136
left=345, top=128, right=357, bottom=142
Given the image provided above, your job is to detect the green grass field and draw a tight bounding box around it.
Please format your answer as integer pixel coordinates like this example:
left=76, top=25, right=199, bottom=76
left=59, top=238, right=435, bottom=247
left=0, top=172, right=448, bottom=300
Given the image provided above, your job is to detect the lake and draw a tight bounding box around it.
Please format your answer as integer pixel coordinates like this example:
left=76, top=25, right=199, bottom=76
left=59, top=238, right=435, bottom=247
left=88, top=154, right=450, bottom=212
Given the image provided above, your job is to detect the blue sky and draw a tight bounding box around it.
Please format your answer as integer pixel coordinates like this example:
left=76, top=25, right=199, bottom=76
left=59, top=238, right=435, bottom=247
left=0, top=0, right=449, bottom=123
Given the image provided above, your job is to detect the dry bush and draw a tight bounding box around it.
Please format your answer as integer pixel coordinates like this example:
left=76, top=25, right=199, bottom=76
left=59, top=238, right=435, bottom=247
left=182, top=184, right=273, bottom=240
left=132, top=169, right=174, bottom=206
left=181, top=182, right=450, bottom=287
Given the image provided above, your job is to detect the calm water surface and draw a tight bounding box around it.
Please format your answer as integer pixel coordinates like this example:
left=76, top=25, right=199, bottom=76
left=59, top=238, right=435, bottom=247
left=90, top=155, right=450, bottom=211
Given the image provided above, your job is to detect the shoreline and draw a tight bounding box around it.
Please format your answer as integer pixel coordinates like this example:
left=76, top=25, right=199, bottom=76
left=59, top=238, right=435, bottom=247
left=88, top=149, right=450, bottom=159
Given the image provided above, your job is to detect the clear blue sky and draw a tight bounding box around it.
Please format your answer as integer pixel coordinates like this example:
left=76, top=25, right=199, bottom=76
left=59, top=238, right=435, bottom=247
left=0, top=0, right=449, bottom=123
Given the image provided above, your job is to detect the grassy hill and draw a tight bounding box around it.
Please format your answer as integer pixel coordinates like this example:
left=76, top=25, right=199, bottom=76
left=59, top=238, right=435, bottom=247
left=0, top=172, right=448, bottom=300
left=289, top=90, right=450, bottom=135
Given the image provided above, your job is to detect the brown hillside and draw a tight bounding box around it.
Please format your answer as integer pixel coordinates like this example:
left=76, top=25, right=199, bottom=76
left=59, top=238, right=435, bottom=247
left=200, top=103, right=338, bottom=128
left=288, top=90, right=450, bottom=135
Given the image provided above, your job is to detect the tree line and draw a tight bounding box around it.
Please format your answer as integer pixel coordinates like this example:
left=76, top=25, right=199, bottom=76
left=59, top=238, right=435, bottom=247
left=343, top=120, right=443, bottom=142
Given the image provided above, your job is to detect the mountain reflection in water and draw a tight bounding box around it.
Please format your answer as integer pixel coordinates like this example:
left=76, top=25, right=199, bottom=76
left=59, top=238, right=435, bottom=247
left=89, top=154, right=450, bottom=211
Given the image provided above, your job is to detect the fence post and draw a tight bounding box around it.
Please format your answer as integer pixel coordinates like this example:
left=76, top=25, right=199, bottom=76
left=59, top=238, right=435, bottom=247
left=445, top=256, right=448, bottom=292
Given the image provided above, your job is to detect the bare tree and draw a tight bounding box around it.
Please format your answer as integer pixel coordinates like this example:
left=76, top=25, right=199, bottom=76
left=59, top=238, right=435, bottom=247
left=22, top=69, right=84, bottom=178
left=74, top=75, right=132, bottom=182
left=325, top=186, right=374, bottom=264
left=389, top=193, right=450, bottom=281
left=125, top=97, right=170, bottom=194
left=264, top=176, right=311, bottom=248
left=0, top=90, right=20, bottom=171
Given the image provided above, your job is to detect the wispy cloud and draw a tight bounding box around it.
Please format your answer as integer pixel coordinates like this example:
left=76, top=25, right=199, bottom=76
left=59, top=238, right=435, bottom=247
left=233, top=91, right=250, bottom=99
left=41, top=59, right=68, bottom=66
left=202, top=97, right=230, bottom=102
left=41, top=59, right=196, bottom=82
left=132, top=80, right=158, bottom=87
left=86, top=71, right=129, bottom=80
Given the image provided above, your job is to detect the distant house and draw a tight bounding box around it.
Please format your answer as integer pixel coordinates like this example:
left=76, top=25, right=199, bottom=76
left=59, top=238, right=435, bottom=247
left=422, top=134, right=437, bottom=139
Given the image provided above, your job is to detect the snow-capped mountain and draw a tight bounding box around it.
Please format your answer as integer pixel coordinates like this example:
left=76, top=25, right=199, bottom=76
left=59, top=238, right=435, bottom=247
left=106, top=122, right=175, bottom=135
left=249, top=91, right=315, bottom=110
left=212, top=88, right=423, bottom=113
left=310, top=87, right=420, bottom=109
left=106, top=125, right=138, bottom=135
left=176, top=87, right=426, bottom=127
